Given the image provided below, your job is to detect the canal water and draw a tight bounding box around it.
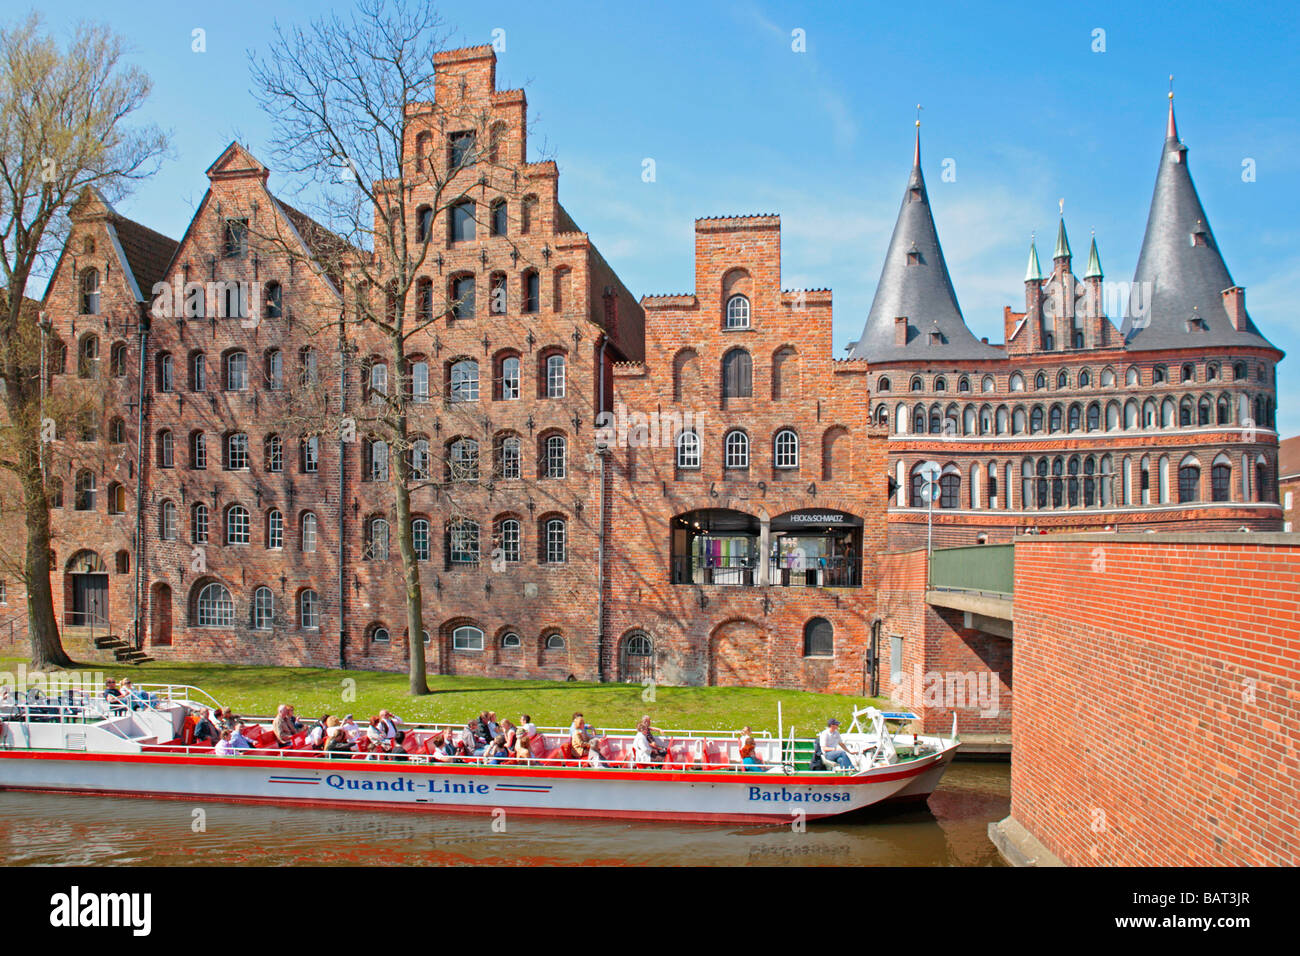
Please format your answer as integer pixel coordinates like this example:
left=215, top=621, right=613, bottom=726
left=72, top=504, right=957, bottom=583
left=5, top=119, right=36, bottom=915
left=0, top=761, right=1007, bottom=866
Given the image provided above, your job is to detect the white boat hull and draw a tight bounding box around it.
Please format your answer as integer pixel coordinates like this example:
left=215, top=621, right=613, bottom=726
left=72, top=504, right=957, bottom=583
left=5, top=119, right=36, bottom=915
left=0, top=747, right=956, bottom=825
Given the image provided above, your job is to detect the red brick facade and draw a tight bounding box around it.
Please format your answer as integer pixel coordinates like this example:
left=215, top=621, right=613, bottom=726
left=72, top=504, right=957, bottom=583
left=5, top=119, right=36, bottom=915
left=1008, top=533, right=1300, bottom=865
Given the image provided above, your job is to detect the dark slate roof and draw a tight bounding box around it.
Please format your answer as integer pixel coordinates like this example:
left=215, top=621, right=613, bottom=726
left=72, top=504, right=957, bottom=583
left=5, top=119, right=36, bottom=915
left=848, top=132, right=1002, bottom=363
left=110, top=216, right=179, bottom=296
left=1121, top=101, right=1276, bottom=351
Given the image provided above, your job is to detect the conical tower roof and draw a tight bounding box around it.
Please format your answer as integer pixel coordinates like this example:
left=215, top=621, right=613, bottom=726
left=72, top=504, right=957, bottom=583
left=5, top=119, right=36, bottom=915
left=1122, top=96, right=1274, bottom=350
left=848, top=127, right=1002, bottom=362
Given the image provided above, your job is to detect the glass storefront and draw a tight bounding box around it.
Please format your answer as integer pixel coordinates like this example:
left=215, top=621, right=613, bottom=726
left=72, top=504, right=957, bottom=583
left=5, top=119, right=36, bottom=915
left=670, top=508, right=862, bottom=588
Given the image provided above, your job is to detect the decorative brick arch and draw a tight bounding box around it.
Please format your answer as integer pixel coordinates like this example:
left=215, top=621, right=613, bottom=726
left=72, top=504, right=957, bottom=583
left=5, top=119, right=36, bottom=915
left=708, top=617, right=769, bottom=686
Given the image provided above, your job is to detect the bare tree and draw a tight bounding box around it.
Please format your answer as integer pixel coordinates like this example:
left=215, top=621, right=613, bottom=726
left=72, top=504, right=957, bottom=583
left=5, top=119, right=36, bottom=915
left=0, top=13, right=165, bottom=668
left=249, top=0, right=547, bottom=694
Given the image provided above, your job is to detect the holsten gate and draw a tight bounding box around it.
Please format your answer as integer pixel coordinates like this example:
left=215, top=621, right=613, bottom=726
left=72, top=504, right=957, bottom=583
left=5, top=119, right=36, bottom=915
left=8, top=46, right=1284, bottom=727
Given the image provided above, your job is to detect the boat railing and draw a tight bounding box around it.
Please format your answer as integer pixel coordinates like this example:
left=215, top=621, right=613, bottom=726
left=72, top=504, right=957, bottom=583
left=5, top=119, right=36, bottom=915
left=237, top=718, right=777, bottom=742
left=0, top=689, right=111, bottom=726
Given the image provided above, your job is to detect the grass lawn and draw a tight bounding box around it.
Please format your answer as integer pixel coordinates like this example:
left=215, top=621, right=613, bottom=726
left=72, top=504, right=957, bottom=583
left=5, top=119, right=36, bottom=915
left=0, top=656, right=889, bottom=737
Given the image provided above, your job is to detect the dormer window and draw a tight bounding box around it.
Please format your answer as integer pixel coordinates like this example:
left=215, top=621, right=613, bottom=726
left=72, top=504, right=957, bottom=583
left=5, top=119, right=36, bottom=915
left=906, top=244, right=921, bottom=265
left=1190, top=221, right=1208, bottom=247
left=909, top=186, right=922, bottom=202
left=928, top=331, right=943, bottom=346
left=1187, top=316, right=1209, bottom=332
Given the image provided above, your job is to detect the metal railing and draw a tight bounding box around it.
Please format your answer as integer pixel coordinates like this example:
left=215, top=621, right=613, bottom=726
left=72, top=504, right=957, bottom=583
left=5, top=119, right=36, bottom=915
left=670, top=556, right=863, bottom=588
left=929, top=543, right=1014, bottom=595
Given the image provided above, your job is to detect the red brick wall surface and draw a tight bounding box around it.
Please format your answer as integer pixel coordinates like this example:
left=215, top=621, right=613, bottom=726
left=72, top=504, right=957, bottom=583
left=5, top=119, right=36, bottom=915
left=1010, top=533, right=1300, bottom=866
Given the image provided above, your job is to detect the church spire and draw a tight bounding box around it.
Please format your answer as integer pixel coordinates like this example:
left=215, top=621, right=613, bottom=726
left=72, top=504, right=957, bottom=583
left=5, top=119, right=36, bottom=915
left=1053, top=208, right=1072, bottom=261
left=1084, top=233, right=1103, bottom=279
left=1025, top=236, right=1042, bottom=282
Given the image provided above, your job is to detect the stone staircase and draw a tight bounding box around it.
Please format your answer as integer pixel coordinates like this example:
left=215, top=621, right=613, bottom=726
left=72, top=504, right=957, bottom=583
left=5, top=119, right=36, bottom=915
left=91, top=634, right=154, bottom=665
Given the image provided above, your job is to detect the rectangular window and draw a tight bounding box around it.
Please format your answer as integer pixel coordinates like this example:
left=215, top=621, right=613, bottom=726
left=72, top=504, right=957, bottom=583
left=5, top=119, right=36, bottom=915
left=546, top=520, right=567, bottom=564
left=499, top=437, right=521, bottom=480
left=449, top=522, right=479, bottom=565
left=448, top=131, right=476, bottom=169
left=498, top=520, right=520, bottom=563
left=546, top=355, right=565, bottom=398
left=222, top=219, right=248, bottom=258
left=227, top=434, right=249, bottom=470
left=268, top=513, right=283, bottom=550
left=890, top=635, right=903, bottom=686
left=501, top=357, right=520, bottom=400
left=450, top=201, right=475, bottom=242
left=302, top=436, right=319, bottom=474
left=451, top=276, right=475, bottom=320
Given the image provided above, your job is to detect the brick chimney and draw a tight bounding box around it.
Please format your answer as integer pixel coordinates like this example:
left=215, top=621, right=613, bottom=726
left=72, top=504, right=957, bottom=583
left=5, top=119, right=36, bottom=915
left=894, top=316, right=908, bottom=347
left=1222, top=286, right=1247, bottom=331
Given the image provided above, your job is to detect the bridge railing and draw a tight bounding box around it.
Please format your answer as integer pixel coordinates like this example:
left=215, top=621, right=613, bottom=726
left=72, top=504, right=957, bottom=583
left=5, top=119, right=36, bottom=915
left=929, top=544, right=1014, bottom=595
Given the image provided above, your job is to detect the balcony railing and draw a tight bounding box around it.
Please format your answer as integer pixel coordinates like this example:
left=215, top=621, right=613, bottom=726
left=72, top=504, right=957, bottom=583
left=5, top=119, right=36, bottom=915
left=671, top=556, right=862, bottom=589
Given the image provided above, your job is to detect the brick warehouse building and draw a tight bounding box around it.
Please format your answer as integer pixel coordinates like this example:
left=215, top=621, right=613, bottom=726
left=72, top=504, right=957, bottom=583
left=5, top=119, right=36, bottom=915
left=4, top=48, right=1288, bottom=697
left=850, top=102, right=1283, bottom=549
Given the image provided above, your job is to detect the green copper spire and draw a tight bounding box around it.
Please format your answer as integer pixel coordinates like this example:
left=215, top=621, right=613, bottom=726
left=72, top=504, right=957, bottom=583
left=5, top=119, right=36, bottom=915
left=1025, top=238, right=1042, bottom=282
left=1085, top=234, right=1103, bottom=279
left=1053, top=216, right=1071, bottom=260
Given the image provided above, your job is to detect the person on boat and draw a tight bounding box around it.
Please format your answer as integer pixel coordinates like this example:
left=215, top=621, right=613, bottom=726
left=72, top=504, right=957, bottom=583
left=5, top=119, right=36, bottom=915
left=366, top=716, right=388, bottom=749
left=305, top=714, right=331, bottom=749
left=569, top=713, right=590, bottom=758
left=339, top=714, right=361, bottom=742
left=586, top=737, right=607, bottom=769
left=286, top=705, right=305, bottom=734
left=324, top=726, right=353, bottom=758
left=462, top=718, right=488, bottom=755
left=818, top=718, right=856, bottom=771
left=216, top=707, right=238, bottom=732
left=193, top=709, right=221, bottom=746
left=513, top=728, right=532, bottom=764
left=378, top=709, right=404, bottom=744
left=486, top=711, right=500, bottom=738
left=483, top=734, right=510, bottom=765
left=499, top=719, right=518, bottom=754
left=214, top=730, right=237, bottom=756
left=102, top=679, right=126, bottom=714
left=520, top=714, right=537, bottom=737
left=633, top=717, right=668, bottom=766
left=427, top=731, right=456, bottom=763
left=273, top=705, right=297, bottom=746
left=738, top=728, right=764, bottom=772
left=229, top=723, right=254, bottom=751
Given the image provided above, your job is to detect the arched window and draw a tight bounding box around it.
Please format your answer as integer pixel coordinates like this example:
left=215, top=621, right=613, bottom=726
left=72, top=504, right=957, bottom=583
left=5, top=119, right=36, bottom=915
left=725, top=295, right=750, bottom=329
left=364, top=439, right=389, bottom=482
left=957, top=376, right=971, bottom=393
left=721, top=348, right=752, bottom=399
left=877, top=376, right=892, bottom=392
left=78, top=267, right=101, bottom=314
left=453, top=625, right=485, bottom=651
left=159, top=500, right=177, bottom=539
left=366, top=517, right=390, bottom=561
left=545, top=633, right=566, bottom=650
left=496, top=353, right=521, bottom=400
left=541, top=433, right=566, bottom=479
left=724, top=430, right=750, bottom=470
left=223, top=350, right=248, bottom=390
left=1198, top=397, right=1212, bottom=427
left=415, top=204, right=433, bottom=243
left=367, top=361, right=388, bottom=403
left=157, top=429, right=174, bottom=468
left=495, top=433, right=522, bottom=479
left=110, top=342, right=128, bottom=377
left=300, top=512, right=318, bottom=553
left=300, top=435, right=320, bottom=474
left=1179, top=462, right=1201, bottom=503
left=1126, top=367, right=1140, bottom=387
left=1030, top=407, right=1044, bottom=433
left=77, top=334, right=99, bottom=378
left=225, top=505, right=250, bottom=545
left=266, top=509, right=284, bottom=550
left=982, top=375, right=996, bottom=393
left=542, top=516, right=567, bottom=564
left=299, top=589, right=320, bottom=629
left=264, top=348, right=283, bottom=390
left=449, top=200, right=475, bottom=243
left=191, top=503, right=209, bottom=544
left=106, top=482, right=125, bottom=515
left=448, top=437, right=479, bottom=482
left=676, top=429, right=701, bottom=469
left=1212, top=462, right=1231, bottom=502
left=1086, top=403, right=1100, bottom=431
left=252, top=587, right=274, bottom=630
left=109, top=417, right=126, bottom=444
left=196, top=583, right=234, bottom=627
left=410, top=520, right=431, bottom=564
left=369, top=623, right=391, bottom=645
left=773, top=429, right=799, bottom=469
left=447, top=519, right=479, bottom=566
left=543, top=352, right=566, bottom=398
left=156, top=352, right=174, bottom=392
left=263, top=281, right=283, bottom=320
left=1009, top=372, right=1025, bottom=392
left=495, top=516, right=521, bottom=564
left=1034, top=371, right=1047, bottom=390
left=1079, top=369, right=1091, bottom=387
left=1049, top=406, right=1063, bottom=432
left=490, top=199, right=508, bottom=236
left=1232, top=361, right=1248, bottom=382
left=1181, top=363, right=1195, bottom=383
left=939, top=473, right=960, bottom=509
left=299, top=347, right=319, bottom=387
left=450, top=274, right=475, bottom=320
left=803, top=617, right=833, bottom=657
left=265, top=434, right=283, bottom=473
left=501, top=631, right=523, bottom=649
left=934, top=376, right=947, bottom=392
left=224, top=432, right=249, bottom=470
left=449, top=358, right=479, bottom=401
left=522, top=269, right=539, bottom=313
left=1057, top=370, right=1069, bottom=389
left=408, top=438, right=430, bottom=480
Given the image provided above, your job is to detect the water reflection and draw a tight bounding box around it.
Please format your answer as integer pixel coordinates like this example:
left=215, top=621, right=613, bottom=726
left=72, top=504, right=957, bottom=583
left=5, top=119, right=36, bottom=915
left=0, top=762, right=1007, bottom=866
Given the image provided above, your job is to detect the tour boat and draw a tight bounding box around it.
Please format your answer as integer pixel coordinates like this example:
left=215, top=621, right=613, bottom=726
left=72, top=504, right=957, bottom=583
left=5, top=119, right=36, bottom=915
left=0, top=683, right=959, bottom=825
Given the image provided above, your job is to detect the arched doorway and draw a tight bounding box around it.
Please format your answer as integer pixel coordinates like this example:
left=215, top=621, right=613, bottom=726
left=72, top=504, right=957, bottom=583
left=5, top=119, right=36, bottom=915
left=150, top=582, right=173, bottom=647
left=65, top=550, right=108, bottom=629
left=619, top=630, right=654, bottom=683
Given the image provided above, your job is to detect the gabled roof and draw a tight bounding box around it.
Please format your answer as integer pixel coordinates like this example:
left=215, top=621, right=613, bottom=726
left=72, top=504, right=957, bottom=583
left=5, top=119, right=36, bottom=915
left=1279, top=435, right=1300, bottom=481
left=110, top=216, right=179, bottom=298
left=848, top=128, right=1002, bottom=363
left=1121, top=97, right=1275, bottom=351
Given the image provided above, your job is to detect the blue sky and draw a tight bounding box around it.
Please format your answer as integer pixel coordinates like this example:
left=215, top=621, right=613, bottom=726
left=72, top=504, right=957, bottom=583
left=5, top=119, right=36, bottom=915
left=23, top=0, right=1300, bottom=434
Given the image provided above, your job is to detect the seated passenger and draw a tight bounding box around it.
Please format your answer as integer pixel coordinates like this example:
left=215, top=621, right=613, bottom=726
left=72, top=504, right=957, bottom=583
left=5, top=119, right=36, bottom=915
left=323, top=726, right=353, bottom=758
left=286, top=705, right=305, bottom=733
left=635, top=716, right=668, bottom=763
left=306, top=714, right=332, bottom=749
left=229, top=723, right=254, bottom=751
left=483, top=734, right=510, bottom=765
left=366, top=716, right=387, bottom=749
left=193, top=708, right=221, bottom=746
left=738, top=727, right=764, bottom=772
left=818, top=718, right=856, bottom=771
left=520, top=714, right=537, bottom=737
left=586, top=738, right=607, bottom=769
left=429, top=732, right=457, bottom=763
left=273, top=705, right=296, bottom=746
left=102, top=679, right=126, bottom=713
left=569, top=712, right=590, bottom=758
left=486, top=711, right=500, bottom=739
left=514, top=729, right=532, bottom=764
left=214, top=730, right=236, bottom=756
left=339, top=714, right=361, bottom=742
left=462, top=719, right=487, bottom=755
left=499, top=719, right=518, bottom=753
left=378, top=709, right=403, bottom=744
left=216, top=707, right=238, bottom=732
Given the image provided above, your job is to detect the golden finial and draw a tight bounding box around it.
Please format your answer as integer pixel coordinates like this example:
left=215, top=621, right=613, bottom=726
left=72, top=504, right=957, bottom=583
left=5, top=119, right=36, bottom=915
left=915, top=103, right=922, bottom=127
left=1169, top=74, right=1174, bottom=100
left=1059, top=198, right=1065, bottom=216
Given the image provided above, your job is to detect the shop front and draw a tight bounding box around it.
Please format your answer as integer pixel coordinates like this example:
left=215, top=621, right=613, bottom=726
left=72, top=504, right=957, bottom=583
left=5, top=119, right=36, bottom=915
left=769, top=509, right=863, bottom=588
left=669, top=508, right=863, bottom=588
